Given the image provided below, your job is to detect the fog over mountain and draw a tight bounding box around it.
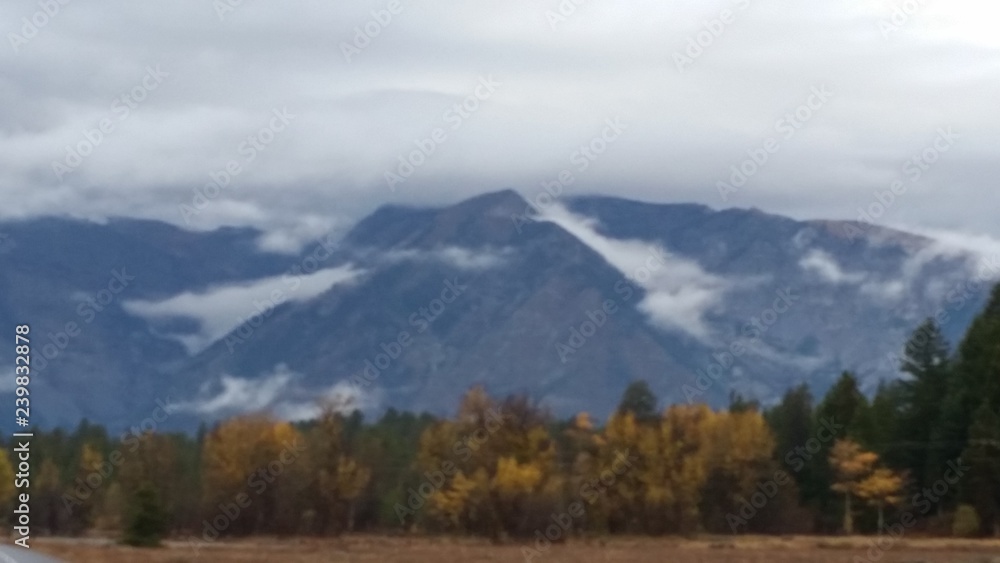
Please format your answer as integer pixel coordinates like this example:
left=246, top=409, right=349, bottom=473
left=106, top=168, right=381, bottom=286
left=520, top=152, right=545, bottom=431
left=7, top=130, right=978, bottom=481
left=1, top=1, right=999, bottom=246
left=1, top=190, right=996, bottom=430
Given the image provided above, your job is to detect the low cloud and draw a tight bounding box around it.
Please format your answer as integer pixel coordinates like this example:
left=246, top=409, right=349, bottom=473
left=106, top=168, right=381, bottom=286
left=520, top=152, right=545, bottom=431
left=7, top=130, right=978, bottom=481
left=383, top=245, right=512, bottom=271
left=798, top=231, right=1000, bottom=310
left=178, top=366, right=296, bottom=416
left=909, top=228, right=1000, bottom=276
left=859, top=279, right=908, bottom=302
left=174, top=364, right=379, bottom=421
left=799, top=249, right=866, bottom=284
left=123, top=264, right=362, bottom=353
left=255, top=215, right=346, bottom=254
left=540, top=204, right=729, bottom=340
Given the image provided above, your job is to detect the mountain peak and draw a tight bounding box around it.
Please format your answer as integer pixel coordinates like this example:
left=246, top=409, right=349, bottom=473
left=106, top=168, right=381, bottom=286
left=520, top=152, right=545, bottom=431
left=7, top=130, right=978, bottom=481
left=447, top=189, right=528, bottom=217
left=344, top=190, right=534, bottom=250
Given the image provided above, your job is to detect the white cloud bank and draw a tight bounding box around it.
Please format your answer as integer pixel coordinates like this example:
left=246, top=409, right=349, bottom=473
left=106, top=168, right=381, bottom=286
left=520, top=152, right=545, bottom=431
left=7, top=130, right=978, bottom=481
left=174, top=364, right=378, bottom=421
left=798, top=232, right=1000, bottom=305
left=1, top=0, right=998, bottom=242
left=799, top=249, right=867, bottom=284
left=540, top=204, right=728, bottom=340
left=383, top=246, right=512, bottom=271
left=123, top=264, right=363, bottom=353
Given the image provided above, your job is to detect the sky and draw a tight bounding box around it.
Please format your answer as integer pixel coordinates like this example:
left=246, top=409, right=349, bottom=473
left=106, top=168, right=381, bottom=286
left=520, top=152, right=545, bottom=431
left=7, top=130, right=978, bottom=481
left=1, top=0, right=998, bottom=251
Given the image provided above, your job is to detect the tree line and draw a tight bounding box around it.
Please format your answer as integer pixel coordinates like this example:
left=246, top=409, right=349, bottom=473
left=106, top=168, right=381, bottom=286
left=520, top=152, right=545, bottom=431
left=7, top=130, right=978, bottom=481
left=1, top=284, right=998, bottom=546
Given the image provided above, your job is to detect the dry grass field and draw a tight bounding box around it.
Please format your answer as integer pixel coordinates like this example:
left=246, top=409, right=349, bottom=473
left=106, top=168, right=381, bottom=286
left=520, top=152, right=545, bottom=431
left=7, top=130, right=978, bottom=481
left=20, top=535, right=1000, bottom=563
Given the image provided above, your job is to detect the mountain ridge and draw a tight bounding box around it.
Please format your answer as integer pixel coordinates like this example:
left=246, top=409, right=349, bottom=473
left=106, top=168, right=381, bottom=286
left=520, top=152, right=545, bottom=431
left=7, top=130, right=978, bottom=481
left=1, top=190, right=994, bottom=430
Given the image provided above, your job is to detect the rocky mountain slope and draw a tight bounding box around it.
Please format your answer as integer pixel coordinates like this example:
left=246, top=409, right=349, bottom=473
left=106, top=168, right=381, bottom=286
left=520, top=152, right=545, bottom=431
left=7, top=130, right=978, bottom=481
left=1, top=190, right=994, bottom=430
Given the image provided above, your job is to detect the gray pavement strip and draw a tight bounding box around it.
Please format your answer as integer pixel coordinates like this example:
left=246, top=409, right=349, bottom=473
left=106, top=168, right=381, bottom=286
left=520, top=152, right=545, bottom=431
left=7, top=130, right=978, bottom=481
left=0, top=546, right=66, bottom=563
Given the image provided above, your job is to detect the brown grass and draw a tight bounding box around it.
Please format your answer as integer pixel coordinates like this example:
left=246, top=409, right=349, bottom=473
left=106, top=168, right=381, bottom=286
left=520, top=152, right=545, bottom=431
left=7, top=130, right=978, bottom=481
left=19, top=535, right=1000, bottom=563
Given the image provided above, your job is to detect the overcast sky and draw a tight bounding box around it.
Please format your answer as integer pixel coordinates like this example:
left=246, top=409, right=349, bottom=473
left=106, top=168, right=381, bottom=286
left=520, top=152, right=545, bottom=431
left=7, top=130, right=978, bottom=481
left=2, top=0, right=998, bottom=250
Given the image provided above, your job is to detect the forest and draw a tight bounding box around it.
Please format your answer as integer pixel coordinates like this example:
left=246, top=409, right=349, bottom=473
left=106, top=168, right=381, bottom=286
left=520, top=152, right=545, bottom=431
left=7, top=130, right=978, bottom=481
left=1, top=284, right=998, bottom=548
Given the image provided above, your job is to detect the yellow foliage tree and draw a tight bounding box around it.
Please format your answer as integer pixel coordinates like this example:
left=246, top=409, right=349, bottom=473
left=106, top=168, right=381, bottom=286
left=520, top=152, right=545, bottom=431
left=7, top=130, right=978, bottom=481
left=0, top=451, right=14, bottom=507
left=37, top=459, right=66, bottom=534
left=66, top=443, right=106, bottom=532
left=590, top=411, right=645, bottom=531
left=201, top=415, right=304, bottom=535
left=856, top=467, right=905, bottom=533
left=309, top=405, right=371, bottom=533
left=573, top=412, right=594, bottom=432
left=595, top=404, right=717, bottom=534
left=416, top=387, right=558, bottom=538
left=492, top=456, right=543, bottom=497
left=829, top=439, right=879, bottom=534
left=120, top=433, right=180, bottom=515
left=700, top=408, right=777, bottom=532
left=655, top=404, right=714, bottom=533
left=427, top=468, right=489, bottom=530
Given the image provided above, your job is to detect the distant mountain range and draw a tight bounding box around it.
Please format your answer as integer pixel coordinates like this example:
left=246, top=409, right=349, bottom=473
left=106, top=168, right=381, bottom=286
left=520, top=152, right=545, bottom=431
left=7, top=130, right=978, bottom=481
left=2, top=190, right=996, bottom=431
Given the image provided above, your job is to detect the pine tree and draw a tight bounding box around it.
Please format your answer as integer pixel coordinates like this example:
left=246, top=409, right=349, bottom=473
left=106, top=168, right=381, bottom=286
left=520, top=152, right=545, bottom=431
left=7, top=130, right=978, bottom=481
left=939, top=283, right=1000, bottom=472
left=818, top=372, right=870, bottom=443
left=119, top=433, right=181, bottom=531
left=960, top=401, right=1000, bottom=536
left=617, top=380, right=658, bottom=422
left=868, top=381, right=904, bottom=463
left=122, top=485, right=168, bottom=547
left=728, top=391, right=760, bottom=413
left=765, top=384, right=815, bottom=488
left=896, top=319, right=952, bottom=489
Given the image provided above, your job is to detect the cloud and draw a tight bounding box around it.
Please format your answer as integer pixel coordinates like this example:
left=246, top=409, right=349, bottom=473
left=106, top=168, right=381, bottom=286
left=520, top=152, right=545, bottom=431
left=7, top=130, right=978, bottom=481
left=123, top=264, right=362, bottom=353
left=540, top=204, right=728, bottom=340
left=174, top=364, right=379, bottom=421
left=798, top=243, right=986, bottom=304
left=0, top=1, right=997, bottom=242
left=907, top=228, right=1000, bottom=275
left=859, top=279, right=908, bottom=302
left=270, top=380, right=378, bottom=422
left=799, top=249, right=867, bottom=284
left=254, top=215, right=346, bottom=254
left=178, top=366, right=296, bottom=416
left=869, top=228, right=1000, bottom=301
left=740, top=340, right=830, bottom=373
left=383, top=246, right=512, bottom=271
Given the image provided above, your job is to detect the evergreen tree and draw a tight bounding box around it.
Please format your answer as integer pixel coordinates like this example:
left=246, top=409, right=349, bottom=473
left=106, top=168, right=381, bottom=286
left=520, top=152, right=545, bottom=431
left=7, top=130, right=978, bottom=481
left=616, top=380, right=658, bottom=422
left=868, top=381, right=904, bottom=464
left=895, top=319, right=951, bottom=489
left=765, top=384, right=818, bottom=505
left=728, top=391, right=760, bottom=413
left=939, top=284, right=1000, bottom=466
left=817, top=372, right=869, bottom=441
left=122, top=485, right=168, bottom=547
left=960, top=401, right=1000, bottom=536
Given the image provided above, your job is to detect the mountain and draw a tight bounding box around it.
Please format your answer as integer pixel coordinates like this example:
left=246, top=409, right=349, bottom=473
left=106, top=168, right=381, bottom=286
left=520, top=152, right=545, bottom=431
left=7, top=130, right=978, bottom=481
left=1, top=190, right=995, bottom=431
